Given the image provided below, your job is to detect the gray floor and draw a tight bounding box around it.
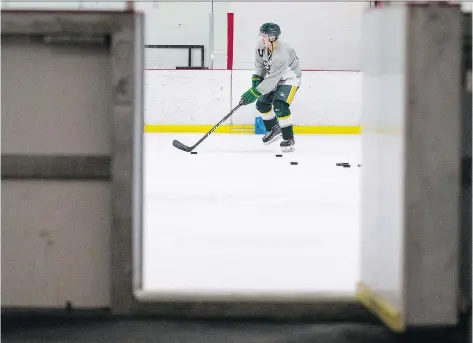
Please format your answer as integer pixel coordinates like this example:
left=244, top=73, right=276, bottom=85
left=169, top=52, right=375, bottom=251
left=2, top=312, right=470, bottom=343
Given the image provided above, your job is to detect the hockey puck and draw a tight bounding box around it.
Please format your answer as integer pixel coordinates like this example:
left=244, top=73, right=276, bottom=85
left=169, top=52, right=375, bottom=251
left=290, top=162, right=298, bottom=165
left=276, top=154, right=283, bottom=157
left=336, top=162, right=349, bottom=166
left=343, top=165, right=350, bottom=168
left=190, top=151, right=197, bottom=154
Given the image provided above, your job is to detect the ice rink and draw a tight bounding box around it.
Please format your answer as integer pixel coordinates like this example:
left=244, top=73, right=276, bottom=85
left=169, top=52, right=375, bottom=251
left=142, top=132, right=362, bottom=298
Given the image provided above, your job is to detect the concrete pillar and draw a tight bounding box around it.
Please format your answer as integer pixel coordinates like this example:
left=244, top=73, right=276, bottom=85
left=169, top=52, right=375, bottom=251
left=357, top=3, right=463, bottom=332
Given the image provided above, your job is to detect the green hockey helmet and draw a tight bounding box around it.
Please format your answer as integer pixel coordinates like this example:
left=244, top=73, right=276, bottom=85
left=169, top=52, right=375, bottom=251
left=260, top=22, right=281, bottom=41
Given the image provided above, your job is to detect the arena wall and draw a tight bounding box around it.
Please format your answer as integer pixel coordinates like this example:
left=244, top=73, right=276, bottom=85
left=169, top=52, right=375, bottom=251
left=2, top=1, right=367, bottom=132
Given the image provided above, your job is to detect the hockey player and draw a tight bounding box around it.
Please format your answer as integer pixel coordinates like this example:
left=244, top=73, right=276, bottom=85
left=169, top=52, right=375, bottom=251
left=240, top=22, right=301, bottom=152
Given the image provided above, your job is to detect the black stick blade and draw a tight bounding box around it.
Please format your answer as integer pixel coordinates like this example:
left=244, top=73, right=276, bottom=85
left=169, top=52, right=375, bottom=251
left=172, top=139, right=193, bottom=152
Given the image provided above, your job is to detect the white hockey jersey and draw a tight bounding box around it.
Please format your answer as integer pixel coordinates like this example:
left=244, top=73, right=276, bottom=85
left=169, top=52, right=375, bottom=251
left=253, top=40, right=301, bottom=95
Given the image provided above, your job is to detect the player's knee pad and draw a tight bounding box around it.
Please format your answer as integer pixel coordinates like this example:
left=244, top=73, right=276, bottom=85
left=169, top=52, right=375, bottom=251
left=274, top=100, right=292, bottom=128
left=256, top=100, right=272, bottom=114
left=273, top=100, right=291, bottom=118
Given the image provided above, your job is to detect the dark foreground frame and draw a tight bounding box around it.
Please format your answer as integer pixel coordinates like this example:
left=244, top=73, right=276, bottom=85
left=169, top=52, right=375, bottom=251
left=1, top=9, right=471, bottom=340
left=1, top=9, right=146, bottom=315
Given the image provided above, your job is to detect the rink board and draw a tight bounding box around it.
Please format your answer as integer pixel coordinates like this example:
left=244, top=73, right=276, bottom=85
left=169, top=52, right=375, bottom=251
left=144, top=69, right=362, bottom=129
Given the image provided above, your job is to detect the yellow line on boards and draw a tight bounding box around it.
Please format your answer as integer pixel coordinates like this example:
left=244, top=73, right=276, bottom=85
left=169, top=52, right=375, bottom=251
left=144, top=124, right=361, bottom=134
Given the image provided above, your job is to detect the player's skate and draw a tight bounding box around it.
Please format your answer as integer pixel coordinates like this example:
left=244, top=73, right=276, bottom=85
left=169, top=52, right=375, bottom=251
left=280, top=137, right=295, bottom=152
left=262, top=124, right=282, bottom=145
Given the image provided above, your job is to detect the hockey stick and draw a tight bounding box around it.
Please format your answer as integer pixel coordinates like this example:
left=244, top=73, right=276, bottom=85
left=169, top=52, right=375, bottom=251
left=172, top=100, right=244, bottom=152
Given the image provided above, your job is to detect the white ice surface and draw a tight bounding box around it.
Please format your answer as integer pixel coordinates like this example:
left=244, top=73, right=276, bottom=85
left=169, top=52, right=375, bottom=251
left=142, top=133, right=361, bottom=298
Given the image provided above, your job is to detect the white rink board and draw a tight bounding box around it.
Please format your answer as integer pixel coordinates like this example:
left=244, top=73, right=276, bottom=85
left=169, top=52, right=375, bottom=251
left=145, top=70, right=362, bottom=126
left=229, top=70, right=262, bottom=125
left=144, top=70, right=231, bottom=125
left=230, top=70, right=362, bottom=125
